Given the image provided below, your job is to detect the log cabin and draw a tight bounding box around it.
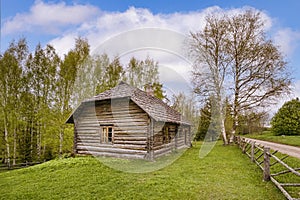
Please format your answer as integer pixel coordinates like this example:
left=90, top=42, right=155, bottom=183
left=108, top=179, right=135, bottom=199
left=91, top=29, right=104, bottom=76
left=66, top=81, right=191, bottom=160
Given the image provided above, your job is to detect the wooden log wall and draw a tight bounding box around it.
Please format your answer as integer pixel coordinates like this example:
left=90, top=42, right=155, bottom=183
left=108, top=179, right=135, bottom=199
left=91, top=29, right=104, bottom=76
left=152, top=122, right=190, bottom=159
left=74, top=98, right=149, bottom=159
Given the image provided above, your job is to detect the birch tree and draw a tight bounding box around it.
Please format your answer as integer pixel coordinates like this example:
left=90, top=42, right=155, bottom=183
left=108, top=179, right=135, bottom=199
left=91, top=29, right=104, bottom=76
left=56, top=37, right=89, bottom=157
left=189, top=10, right=291, bottom=144
left=0, top=39, right=26, bottom=166
left=226, top=10, right=291, bottom=142
left=26, top=43, right=60, bottom=160
left=188, top=14, right=230, bottom=144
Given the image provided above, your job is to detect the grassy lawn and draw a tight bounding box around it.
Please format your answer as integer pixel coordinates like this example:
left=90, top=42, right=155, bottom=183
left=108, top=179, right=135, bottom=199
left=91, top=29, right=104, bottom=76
left=245, top=131, right=300, bottom=147
left=0, top=142, right=285, bottom=200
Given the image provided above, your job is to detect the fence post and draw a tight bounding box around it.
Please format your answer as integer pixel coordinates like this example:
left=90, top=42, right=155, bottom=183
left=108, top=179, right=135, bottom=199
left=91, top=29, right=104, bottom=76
left=242, top=139, right=246, bottom=153
left=263, top=147, right=270, bottom=181
left=236, top=136, right=240, bottom=147
left=251, top=142, right=255, bottom=162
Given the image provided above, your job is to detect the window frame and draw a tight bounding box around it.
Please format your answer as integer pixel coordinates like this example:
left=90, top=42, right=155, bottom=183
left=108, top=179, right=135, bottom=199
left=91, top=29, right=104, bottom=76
left=100, top=125, right=114, bottom=144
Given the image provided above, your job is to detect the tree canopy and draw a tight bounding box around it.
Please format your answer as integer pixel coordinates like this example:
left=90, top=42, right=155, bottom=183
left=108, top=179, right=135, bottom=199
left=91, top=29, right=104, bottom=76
left=271, top=98, right=300, bottom=136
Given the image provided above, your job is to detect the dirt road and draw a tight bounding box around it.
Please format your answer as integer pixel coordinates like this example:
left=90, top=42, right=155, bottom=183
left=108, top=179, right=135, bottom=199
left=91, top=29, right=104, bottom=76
left=244, top=138, right=300, bottom=159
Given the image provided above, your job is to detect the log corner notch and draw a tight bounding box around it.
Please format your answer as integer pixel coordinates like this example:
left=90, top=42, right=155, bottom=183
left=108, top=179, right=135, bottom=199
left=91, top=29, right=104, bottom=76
left=66, top=81, right=192, bottom=160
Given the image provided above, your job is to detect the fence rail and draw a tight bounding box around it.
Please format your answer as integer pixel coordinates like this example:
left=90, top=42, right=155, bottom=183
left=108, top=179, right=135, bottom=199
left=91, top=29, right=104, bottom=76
left=235, top=136, right=300, bottom=200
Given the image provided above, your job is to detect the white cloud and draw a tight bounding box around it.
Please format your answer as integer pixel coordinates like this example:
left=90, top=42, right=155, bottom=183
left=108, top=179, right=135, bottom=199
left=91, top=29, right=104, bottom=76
left=274, top=28, right=300, bottom=57
left=41, top=5, right=274, bottom=97
left=3, top=2, right=284, bottom=98
left=48, top=33, right=78, bottom=56
left=2, top=2, right=274, bottom=58
left=2, top=1, right=100, bottom=35
left=46, top=6, right=272, bottom=57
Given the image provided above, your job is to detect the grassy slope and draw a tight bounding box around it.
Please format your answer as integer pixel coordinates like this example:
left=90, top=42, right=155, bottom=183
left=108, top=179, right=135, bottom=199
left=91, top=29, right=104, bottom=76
left=246, top=131, right=300, bottom=147
left=0, top=142, right=284, bottom=200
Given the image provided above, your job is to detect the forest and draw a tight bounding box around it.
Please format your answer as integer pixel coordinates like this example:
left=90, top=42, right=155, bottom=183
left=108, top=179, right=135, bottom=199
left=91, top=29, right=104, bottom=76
left=0, top=37, right=179, bottom=166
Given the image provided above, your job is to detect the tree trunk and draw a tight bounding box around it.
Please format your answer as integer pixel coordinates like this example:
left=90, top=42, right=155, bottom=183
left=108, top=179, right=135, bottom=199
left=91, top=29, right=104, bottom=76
left=30, top=120, right=34, bottom=161
left=13, top=125, right=17, bottom=166
left=221, top=117, right=228, bottom=145
left=230, top=76, right=239, bottom=143
left=230, top=109, right=238, bottom=143
left=37, top=121, right=41, bottom=161
left=217, top=95, right=228, bottom=145
left=43, top=142, right=46, bottom=161
left=4, top=116, right=10, bottom=168
left=59, top=127, right=64, bottom=158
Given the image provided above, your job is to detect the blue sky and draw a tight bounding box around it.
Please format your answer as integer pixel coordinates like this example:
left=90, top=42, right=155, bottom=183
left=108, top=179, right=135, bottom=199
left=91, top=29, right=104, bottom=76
left=1, top=0, right=300, bottom=106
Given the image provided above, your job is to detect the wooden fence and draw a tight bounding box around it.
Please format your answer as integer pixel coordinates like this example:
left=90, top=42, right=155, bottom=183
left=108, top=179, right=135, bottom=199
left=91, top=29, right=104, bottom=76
left=235, top=136, right=300, bottom=200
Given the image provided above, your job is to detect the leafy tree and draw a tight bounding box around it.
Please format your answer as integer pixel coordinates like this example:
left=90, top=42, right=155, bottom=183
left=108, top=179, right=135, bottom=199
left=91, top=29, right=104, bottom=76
left=102, top=57, right=124, bottom=92
left=92, top=54, right=110, bottom=94
left=226, top=10, right=291, bottom=142
left=237, top=111, right=268, bottom=134
left=151, top=82, right=165, bottom=100
left=224, top=99, right=233, bottom=137
left=195, top=99, right=212, bottom=141
left=56, top=37, right=90, bottom=157
left=188, top=14, right=229, bottom=144
left=125, top=56, right=165, bottom=99
left=194, top=96, right=227, bottom=142
left=125, top=57, right=143, bottom=87
left=25, top=43, right=60, bottom=161
left=171, top=92, right=199, bottom=136
left=0, top=39, right=27, bottom=166
left=271, top=98, right=300, bottom=136
left=0, top=52, right=17, bottom=166
left=65, top=37, right=91, bottom=108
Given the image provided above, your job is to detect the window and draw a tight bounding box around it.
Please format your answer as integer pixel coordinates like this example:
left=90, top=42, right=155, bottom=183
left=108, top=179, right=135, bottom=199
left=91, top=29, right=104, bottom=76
left=101, top=126, right=114, bottom=144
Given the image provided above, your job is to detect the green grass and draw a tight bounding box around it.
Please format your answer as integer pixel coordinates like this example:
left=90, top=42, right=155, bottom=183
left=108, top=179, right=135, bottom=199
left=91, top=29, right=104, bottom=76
left=245, top=131, right=300, bottom=147
left=0, top=142, right=285, bottom=200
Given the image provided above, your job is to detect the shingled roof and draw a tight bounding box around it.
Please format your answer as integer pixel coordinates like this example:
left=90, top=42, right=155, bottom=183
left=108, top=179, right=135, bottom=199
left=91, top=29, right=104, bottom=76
left=66, top=81, right=190, bottom=125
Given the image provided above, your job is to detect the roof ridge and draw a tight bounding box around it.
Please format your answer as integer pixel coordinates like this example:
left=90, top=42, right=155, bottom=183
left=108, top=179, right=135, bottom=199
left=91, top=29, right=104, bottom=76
left=67, top=81, right=190, bottom=125
left=118, top=80, right=128, bottom=85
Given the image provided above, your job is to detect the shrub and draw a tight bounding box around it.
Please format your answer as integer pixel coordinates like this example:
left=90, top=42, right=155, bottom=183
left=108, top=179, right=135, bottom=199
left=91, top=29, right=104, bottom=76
left=271, top=98, right=300, bottom=136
